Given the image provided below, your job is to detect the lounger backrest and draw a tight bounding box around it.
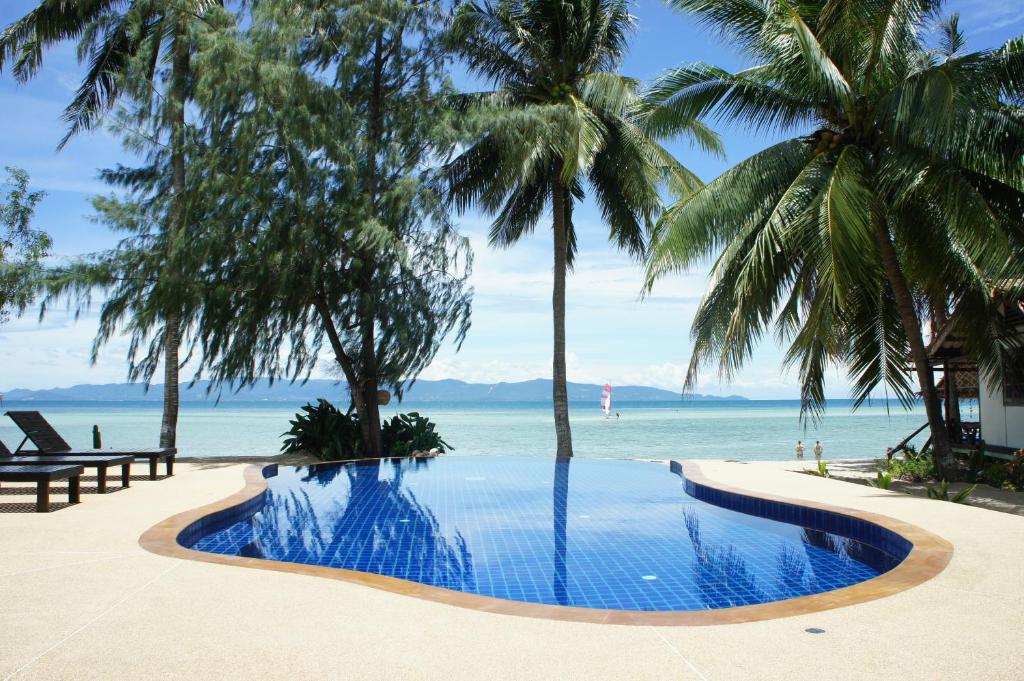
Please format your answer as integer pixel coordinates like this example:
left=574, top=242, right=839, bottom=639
left=5, top=411, right=72, bottom=453
left=0, top=438, right=10, bottom=457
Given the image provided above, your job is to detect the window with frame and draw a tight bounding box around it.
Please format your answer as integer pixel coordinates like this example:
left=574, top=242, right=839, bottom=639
left=1005, top=348, right=1024, bottom=405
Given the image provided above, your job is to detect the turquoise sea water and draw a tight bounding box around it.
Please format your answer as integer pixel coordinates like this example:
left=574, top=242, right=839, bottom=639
left=0, top=398, right=953, bottom=460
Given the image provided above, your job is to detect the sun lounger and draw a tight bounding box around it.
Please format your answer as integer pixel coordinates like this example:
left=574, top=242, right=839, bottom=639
left=0, top=436, right=132, bottom=492
left=0, top=462, right=84, bottom=512
left=6, top=411, right=175, bottom=480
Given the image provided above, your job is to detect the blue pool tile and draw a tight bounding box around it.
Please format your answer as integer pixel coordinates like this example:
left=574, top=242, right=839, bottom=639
left=184, top=457, right=906, bottom=612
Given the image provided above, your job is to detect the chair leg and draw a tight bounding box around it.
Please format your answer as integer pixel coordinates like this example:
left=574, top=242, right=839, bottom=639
left=97, top=467, right=107, bottom=493
left=167, top=455, right=175, bottom=477
left=36, top=480, right=50, bottom=513
left=121, top=463, right=131, bottom=488
left=149, top=457, right=158, bottom=480
left=69, top=475, right=80, bottom=504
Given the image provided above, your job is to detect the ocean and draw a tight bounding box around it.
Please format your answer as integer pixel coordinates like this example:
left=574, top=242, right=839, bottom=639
left=0, top=398, right=950, bottom=461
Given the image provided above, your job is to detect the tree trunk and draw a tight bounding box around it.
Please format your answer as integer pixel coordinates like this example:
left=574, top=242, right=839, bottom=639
left=313, top=296, right=376, bottom=456
left=159, top=314, right=180, bottom=449
left=160, top=16, right=189, bottom=451
left=874, top=220, right=954, bottom=477
left=551, top=166, right=573, bottom=457
left=355, top=30, right=386, bottom=458
left=359, top=286, right=384, bottom=457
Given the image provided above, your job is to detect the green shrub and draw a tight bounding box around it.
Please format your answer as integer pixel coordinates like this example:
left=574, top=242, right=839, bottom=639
left=866, top=469, right=893, bottom=490
left=282, top=400, right=451, bottom=460
left=381, top=412, right=452, bottom=457
left=976, top=452, right=1024, bottom=491
left=886, top=452, right=935, bottom=482
left=1006, top=450, right=1024, bottom=489
left=979, top=462, right=1009, bottom=488
left=281, top=399, right=362, bottom=460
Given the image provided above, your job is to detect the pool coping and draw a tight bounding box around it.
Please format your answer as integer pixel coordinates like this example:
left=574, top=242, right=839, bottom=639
left=138, top=459, right=953, bottom=626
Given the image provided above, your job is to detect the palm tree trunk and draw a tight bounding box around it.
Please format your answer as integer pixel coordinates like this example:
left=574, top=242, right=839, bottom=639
left=160, top=16, right=189, bottom=451
left=551, top=166, right=573, bottom=457
left=874, top=220, right=954, bottom=477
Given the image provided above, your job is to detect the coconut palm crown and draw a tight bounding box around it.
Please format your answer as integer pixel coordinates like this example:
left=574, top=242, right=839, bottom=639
left=445, top=0, right=720, bottom=456
left=644, top=0, right=1024, bottom=475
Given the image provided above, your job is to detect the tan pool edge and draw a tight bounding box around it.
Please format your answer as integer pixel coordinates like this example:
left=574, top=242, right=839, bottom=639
left=138, top=460, right=953, bottom=626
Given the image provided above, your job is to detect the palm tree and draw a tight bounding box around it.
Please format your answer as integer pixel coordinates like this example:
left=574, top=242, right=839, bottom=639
left=445, top=0, right=718, bottom=456
left=0, top=0, right=222, bottom=449
left=644, top=1, right=1024, bottom=477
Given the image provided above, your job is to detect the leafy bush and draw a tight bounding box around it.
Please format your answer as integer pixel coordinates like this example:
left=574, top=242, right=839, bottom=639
left=866, top=469, right=893, bottom=490
left=977, top=450, right=1024, bottom=492
left=282, top=400, right=451, bottom=460
left=381, top=412, right=452, bottom=457
left=979, top=462, right=1009, bottom=489
left=886, top=451, right=935, bottom=482
left=281, top=399, right=362, bottom=460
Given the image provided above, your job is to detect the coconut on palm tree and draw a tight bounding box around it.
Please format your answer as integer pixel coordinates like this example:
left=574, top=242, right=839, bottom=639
left=445, top=0, right=718, bottom=456
left=0, top=0, right=222, bottom=449
left=644, top=0, right=1024, bottom=478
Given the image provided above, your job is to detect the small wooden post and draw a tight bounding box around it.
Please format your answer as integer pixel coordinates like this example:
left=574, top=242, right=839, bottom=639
left=92, top=425, right=102, bottom=449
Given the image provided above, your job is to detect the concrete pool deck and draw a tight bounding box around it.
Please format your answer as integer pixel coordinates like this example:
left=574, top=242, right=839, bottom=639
left=1, top=458, right=1022, bottom=680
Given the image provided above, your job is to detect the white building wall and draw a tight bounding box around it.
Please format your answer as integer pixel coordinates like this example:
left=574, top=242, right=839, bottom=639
left=981, top=382, right=1024, bottom=449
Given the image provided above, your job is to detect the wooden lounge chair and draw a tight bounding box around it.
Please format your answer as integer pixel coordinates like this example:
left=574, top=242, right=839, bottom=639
left=0, top=461, right=84, bottom=512
left=0, top=437, right=132, bottom=492
left=6, top=411, right=175, bottom=480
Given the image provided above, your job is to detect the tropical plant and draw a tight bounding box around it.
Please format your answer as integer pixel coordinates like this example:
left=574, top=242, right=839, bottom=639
left=804, top=459, right=830, bottom=478
left=282, top=399, right=364, bottom=460
left=643, top=0, right=1024, bottom=480
left=926, top=479, right=975, bottom=504
left=0, top=167, right=50, bottom=324
left=866, top=468, right=893, bottom=490
left=443, top=0, right=719, bottom=456
left=381, top=412, right=452, bottom=457
left=282, top=400, right=452, bottom=461
left=981, top=450, right=1024, bottom=491
left=0, top=0, right=224, bottom=449
left=886, top=452, right=935, bottom=482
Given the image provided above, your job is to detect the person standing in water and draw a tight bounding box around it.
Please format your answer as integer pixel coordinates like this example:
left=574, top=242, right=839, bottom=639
left=795, top=440, right=805, bottom=460
left=814, top=441, right=823, bottom=460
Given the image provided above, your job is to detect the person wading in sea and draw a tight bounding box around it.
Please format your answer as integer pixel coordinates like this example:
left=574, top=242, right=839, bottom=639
left=814, top=441, right=823, bottom=461
left=795, top=440, right=805, bottom=460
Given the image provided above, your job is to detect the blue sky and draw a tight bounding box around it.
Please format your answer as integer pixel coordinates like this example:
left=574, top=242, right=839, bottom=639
left=1, top=0, right=1022, bottom=396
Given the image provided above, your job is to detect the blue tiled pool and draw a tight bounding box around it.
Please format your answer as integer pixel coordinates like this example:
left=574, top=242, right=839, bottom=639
left=182, top=457, right=907, bottom=612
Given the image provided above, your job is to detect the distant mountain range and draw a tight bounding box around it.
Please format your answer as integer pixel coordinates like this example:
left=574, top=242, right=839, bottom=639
left=1, top=378, right=747, bottom=403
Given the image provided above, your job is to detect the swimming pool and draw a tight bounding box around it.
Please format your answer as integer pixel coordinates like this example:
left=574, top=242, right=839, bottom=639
left=179, top=457, right=913, bottom=613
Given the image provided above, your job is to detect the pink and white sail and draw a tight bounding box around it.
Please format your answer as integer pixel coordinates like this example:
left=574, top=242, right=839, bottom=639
left=600, top=383, right=612, bottom=416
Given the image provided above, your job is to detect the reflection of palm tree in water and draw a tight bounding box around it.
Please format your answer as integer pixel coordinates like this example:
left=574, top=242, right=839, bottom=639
left=775, top=547, right=811, bottom=596
left=244, top=460, right=474, bottom=590
left=800, top=528, right=897, bottom=574
left=683, top=509, right=767, bottom=608
left=552, top=457, right=571, bottom=606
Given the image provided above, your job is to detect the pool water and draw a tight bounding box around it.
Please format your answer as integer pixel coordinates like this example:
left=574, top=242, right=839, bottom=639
left=185, top=457, right=904, bottom=611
